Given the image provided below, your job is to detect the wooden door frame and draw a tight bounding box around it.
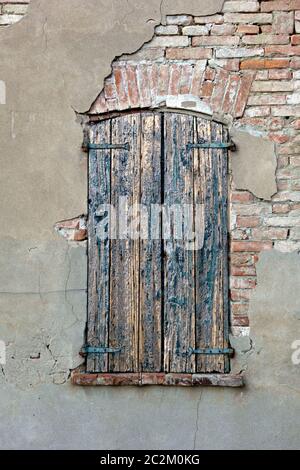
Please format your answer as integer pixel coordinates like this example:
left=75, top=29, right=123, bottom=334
left=72, top=109, right=243, bottom=387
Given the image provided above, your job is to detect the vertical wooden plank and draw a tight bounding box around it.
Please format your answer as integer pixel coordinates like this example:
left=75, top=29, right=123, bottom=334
left=109, top=114, right=141, bottom=372
left=194, top=116, right=213, bottom=373
left=194, top=117, right=229, bottom=373
left=139, top=112, right=162, bottom=372
left=209, top=120, right=226, bottom=373
left=163, top=112, right=196, bottom=374
left=87, top=120, right=111, bottom=373
left=217, top=124, right=230, bottom=373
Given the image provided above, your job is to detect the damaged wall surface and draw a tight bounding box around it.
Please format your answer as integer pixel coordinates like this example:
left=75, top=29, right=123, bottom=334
left=0, top=0, right=300, bottom=450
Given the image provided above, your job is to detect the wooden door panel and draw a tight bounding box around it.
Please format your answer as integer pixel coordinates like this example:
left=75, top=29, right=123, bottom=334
left=139, top=112, right=163, bottom=372
left=87, top=111, right=229, bottom=376
left=194, top=118, right=229, bottom=373
left=87, top=119, right=111, bottom=373
left=163, top=113, right=196, bottom=374
left=109, top=114, right=141, bottom=372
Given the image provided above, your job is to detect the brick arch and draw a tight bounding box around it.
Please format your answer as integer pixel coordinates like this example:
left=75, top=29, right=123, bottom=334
left=89, top=62, right=255, bottom=120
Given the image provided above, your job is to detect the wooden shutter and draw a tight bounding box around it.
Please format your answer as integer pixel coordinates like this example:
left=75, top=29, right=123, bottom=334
left=86, top=111, right=229, bottom=378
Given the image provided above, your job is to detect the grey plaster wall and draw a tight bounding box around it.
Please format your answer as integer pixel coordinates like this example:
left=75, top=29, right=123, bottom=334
left=0, top=0, right=299, bottom=450
left=1, top=248, right=300, bottom=450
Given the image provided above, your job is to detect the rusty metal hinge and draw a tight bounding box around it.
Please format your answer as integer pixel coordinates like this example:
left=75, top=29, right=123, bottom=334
left=80, top=346, right=122, bottom=356
left=88, top=143, right=130, bottom=151
left=184, top=347, right=234, bottom=358
left=187, top=139, right=236, bottom=151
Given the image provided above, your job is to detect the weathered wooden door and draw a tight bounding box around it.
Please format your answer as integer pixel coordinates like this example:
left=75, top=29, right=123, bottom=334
left=86, top=111, right=229, bottom=377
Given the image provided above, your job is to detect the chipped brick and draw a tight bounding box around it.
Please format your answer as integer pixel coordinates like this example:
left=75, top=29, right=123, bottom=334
left=242, top=34, right=290, bottom=45
left=241, top=58, right=290, bottom=69
left=192, top=36, right=240, bottom=46
left=216, top=47, right=264, bottom=58
left=231, top=241, right=273, bottom=252
left=194, top=14, right=224, bottom=24
left=182, top=25, right=210, bottom=36
left=261, top=1, right=300, bottom=12
left=223, top=1, right=260, bottom=12
left=211, top=24, right=236, bottom=35
left=224, top=13, right=273, bottom=24
left=272, top=11, right=295, bottom=34
left=237, top=24, right=259, bottom=34
left=166, top=47, right=212, bottom=60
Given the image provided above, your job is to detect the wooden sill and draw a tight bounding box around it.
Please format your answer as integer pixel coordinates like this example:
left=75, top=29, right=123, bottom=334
left=71, top=371, right=244, bottom=387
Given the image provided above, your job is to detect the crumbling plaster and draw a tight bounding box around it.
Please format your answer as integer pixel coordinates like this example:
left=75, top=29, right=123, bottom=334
left=231, top=250, right=300, bottom=389
left=0, top=0, right=299, bottom=450
left=231, top=128, right=277, bottom=200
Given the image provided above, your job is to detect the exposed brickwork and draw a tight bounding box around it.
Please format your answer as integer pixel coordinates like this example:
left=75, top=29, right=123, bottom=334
left=91, top=1, right=300, bottom=333
left=54, top=216, right=87, bottom=242
left=89, top=2, right=300, bottom=332
left=5, top=1, right=300, bottom=333
left=91, top=62, right=255, bottom=118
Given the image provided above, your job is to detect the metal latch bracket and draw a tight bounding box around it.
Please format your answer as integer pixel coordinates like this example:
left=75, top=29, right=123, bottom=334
left=80, top=346, right=122, bottom=356
left=184, top=347, right=234, bottom=358
left=88, top=143, right=130, bottom=151
left=187, top=139, right=236, bottom=152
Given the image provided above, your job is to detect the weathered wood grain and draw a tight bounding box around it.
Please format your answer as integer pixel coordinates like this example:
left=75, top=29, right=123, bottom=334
left=163, top=113, right=196, bottom=373
left=219, top=125, right=230, bottom=374
left=109, top=114, right=141, bottom=372
left=87, top=120, right=111, bottom=373
left=72, top=372, right=243, bottom=387
left=194, top=117, right=229, bottom=373
left=139, top=112, right=163, bottom=372
left=86, top=111, right=230, bottom=378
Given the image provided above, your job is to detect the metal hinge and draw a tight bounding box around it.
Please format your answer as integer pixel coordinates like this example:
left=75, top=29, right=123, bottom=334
left=184, top=347, right=234, bottom=358
left=80, top=346, right=122, bottom=356
left=187, top=139, right=236, bottom=152
left=88, top=143, right=130, bottom=151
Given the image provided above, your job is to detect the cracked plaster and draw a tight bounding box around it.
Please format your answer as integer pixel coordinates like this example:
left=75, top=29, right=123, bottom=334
left=0, top=0, right=299, bottom=450
left=231, top=128, right=277, bottom=201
